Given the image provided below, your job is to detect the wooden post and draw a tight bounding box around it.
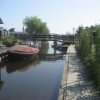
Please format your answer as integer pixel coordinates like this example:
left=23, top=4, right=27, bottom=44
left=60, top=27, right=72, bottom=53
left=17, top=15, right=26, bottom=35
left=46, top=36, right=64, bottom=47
left=54, top=47, right=57, bottom=55
left=54, top=35, right=57, bottom=47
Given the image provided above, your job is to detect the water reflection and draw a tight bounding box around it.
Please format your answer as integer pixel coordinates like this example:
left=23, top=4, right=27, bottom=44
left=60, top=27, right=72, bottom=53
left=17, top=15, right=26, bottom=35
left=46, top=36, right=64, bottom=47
left=0, top=42, right=49, bottom=74
left=0, top=63, right=5, bottom=91
left=0, top=42, right=50, bottom=91
left=0, top=71, right=4, bottom=91
left=6, top=57, right=38, bottom=73
left=4, top=42, right=66, bottom=74
left=38, top=42, right=66, bottom=61
left=0, top=41, right=67, bottom=89
left=39, top=42, right=49, bottom=54
left=0, top=41, right=67, bottom=100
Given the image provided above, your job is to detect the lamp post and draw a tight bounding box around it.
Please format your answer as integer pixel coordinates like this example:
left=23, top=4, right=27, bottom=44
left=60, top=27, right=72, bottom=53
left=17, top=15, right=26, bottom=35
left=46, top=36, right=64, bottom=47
left=73, top=28, right=75, bottom=43
left=0, top=18, right=3, bottom=37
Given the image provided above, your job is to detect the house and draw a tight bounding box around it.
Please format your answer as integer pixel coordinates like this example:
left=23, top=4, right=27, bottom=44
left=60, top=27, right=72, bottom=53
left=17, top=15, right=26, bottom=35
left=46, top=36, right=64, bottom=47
left=9, top=31, right=29, bottom=40
left=0, top=18, right=3, bottom=24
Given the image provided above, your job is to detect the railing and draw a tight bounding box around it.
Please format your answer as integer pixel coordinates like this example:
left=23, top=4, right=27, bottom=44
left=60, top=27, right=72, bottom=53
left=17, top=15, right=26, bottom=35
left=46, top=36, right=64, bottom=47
left=8, top=33, right=75, bottom=44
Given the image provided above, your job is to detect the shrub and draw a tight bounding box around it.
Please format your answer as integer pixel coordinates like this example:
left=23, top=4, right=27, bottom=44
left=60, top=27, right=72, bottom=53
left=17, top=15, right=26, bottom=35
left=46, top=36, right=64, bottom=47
left=1, top=36, right=23, bottom=47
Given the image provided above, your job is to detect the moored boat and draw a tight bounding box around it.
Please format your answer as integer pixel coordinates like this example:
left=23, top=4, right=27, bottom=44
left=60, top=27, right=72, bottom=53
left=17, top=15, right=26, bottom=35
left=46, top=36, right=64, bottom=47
left=7, top=45, right=39, bottom=61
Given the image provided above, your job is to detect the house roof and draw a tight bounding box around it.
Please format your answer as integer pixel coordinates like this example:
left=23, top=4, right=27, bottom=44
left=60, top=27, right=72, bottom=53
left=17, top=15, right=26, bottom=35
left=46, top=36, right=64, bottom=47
left=0, top=18, right=3, bottom=24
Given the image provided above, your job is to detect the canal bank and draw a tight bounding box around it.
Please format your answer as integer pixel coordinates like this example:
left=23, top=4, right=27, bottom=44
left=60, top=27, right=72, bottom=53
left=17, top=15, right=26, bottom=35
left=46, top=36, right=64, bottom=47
left=58, top=45, right=100, bottom=100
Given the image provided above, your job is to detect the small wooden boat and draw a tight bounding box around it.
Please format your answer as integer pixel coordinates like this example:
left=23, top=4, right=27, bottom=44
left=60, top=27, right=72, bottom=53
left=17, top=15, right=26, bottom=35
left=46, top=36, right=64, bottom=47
left=7, top=45, right=39, bottom=61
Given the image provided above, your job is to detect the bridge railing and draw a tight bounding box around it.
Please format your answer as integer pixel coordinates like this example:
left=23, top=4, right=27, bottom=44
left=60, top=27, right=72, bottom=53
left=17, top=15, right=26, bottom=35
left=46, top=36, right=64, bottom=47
left=9, top=33, right=75, bottom=44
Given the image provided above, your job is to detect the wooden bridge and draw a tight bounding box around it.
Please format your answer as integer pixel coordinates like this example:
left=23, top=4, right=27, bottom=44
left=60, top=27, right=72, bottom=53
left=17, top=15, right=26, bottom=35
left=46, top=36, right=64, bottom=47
left=10, top=33, right=68, bottom=42
left=31, top=34, right=65, bottom=42
left=5, top=32, right=75, bottom=45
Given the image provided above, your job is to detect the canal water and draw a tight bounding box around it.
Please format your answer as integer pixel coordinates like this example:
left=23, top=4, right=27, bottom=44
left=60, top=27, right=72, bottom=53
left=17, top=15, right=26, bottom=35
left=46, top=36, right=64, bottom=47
left=0, top=42, right=66, bottom=100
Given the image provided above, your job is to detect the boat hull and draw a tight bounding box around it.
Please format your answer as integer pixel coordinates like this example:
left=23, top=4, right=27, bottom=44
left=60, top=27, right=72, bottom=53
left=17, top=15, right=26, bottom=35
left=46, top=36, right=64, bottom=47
left=7, top=51, right=38, bottom=61
left=7, top=45, right=39, bottom=61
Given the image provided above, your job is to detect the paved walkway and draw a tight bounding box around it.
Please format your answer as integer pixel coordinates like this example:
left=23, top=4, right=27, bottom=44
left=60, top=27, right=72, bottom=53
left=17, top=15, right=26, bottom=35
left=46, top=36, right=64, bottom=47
left=58, top=45, right=100, bottom=100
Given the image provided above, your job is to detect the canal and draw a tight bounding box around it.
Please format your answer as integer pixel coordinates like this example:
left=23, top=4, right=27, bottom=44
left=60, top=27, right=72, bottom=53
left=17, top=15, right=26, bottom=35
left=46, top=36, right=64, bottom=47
left=0, top=42, right=67, bottom=100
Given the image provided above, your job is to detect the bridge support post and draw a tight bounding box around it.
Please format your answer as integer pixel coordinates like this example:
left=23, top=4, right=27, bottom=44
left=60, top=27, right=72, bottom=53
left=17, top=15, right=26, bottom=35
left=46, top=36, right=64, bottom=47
left=54, top=47, right=57, bottom=55
left=53, top=39, right=57, bottom=55
left=54, top=35, right=57, bottom=47
left=54, top=40, right=57, bottom=46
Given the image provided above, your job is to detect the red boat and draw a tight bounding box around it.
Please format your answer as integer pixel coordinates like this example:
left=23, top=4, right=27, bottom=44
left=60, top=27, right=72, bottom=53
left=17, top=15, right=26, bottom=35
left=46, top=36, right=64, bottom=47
left=7, top=45, right=39, bottom=61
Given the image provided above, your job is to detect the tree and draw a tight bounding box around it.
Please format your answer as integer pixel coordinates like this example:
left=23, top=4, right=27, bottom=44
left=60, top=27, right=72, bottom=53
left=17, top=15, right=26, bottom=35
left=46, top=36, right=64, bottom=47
left=23, top=16, right=50, bottom=35
left=95, top=29, right=100, bottom=61
left=76, top=27, right=92, bottom=60
left=76, top=25, right=100, bottom=90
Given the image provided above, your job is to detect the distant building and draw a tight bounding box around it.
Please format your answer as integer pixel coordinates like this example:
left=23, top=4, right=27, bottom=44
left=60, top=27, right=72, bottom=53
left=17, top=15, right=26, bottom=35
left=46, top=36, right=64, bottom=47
left=0, top=18, right=3, bottom=24
left=9, top=28, right=15, bottom=32
left=9, top=31, right=29, bottom=40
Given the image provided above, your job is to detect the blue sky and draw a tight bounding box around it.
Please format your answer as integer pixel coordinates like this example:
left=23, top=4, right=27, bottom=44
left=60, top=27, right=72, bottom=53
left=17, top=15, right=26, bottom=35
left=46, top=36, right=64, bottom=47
left=1, top=0, right=100, bottom=34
